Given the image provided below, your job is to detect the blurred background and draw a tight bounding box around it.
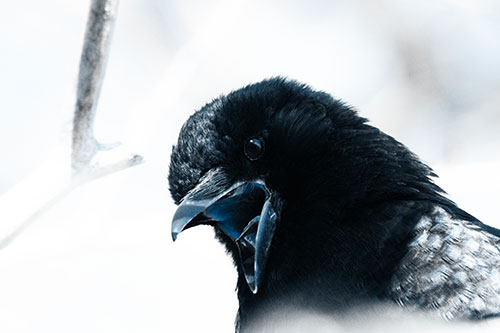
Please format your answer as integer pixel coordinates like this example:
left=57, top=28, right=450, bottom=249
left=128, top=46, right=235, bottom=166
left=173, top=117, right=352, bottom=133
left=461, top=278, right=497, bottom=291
left=0, top=0, right=499, bottom=332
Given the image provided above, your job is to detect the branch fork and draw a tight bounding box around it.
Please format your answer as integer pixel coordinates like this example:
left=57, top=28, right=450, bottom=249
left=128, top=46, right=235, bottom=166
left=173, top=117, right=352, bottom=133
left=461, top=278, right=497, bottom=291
left=0, top=0, right=142, bottom=250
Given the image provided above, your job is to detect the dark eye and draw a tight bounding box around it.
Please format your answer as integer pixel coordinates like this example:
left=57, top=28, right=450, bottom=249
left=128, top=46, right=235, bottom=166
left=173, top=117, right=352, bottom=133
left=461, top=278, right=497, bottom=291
left=244, top=137, right=265, bottom=161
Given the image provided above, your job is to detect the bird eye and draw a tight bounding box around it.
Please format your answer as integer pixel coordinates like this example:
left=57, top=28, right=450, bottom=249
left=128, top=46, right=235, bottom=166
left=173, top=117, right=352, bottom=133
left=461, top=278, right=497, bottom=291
left=244, top=137, right=265, bottom=161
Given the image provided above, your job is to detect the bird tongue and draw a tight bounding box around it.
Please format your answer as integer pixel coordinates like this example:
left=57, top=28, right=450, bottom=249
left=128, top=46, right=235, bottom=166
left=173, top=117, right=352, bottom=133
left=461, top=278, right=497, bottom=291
left=234, top=215, right=259, bottom=289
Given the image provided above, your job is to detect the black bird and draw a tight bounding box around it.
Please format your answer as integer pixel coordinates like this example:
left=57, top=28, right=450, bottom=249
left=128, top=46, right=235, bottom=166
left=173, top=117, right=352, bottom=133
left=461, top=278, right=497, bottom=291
left=168, top=78, right=500, bottom=331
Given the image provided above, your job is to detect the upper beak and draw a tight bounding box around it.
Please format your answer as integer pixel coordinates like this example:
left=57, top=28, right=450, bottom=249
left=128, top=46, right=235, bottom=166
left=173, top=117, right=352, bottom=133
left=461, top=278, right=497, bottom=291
left=171, top=168, right=278, bottom=294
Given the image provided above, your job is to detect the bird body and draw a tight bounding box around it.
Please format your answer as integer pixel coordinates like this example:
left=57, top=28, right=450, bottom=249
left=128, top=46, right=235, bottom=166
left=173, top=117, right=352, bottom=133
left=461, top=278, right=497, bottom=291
left=168, top=78, right=500, bottom=331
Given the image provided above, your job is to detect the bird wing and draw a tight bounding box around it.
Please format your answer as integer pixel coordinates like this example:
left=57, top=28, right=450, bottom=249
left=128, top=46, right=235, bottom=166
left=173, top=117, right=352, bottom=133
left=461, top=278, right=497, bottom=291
left=389, top=206, right=500, bottom=320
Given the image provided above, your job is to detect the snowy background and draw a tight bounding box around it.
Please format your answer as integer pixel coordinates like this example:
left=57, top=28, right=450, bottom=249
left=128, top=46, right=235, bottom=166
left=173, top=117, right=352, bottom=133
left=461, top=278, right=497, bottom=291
left=0, top=0, right=499, bottom=332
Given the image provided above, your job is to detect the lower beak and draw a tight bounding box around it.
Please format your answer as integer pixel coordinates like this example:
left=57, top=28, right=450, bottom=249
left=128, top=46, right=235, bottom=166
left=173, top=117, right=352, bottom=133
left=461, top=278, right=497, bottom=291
left=171, top=168, right=278, bottom=294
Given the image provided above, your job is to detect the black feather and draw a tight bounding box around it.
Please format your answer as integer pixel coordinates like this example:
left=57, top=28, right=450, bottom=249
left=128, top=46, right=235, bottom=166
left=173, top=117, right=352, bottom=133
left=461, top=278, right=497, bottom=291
left=168, top=77, right=500, bottom=331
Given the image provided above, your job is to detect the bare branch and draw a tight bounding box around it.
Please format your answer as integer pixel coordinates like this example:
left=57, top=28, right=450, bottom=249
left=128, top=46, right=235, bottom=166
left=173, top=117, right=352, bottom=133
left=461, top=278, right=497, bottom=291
left=0, top=0, right=144, bottom=250
left=72, top=0, right=119, bottom=173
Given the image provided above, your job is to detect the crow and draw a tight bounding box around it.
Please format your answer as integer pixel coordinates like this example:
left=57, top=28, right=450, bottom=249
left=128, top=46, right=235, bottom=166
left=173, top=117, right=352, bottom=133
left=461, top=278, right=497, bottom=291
left=168, top=77, right=500, bottom=331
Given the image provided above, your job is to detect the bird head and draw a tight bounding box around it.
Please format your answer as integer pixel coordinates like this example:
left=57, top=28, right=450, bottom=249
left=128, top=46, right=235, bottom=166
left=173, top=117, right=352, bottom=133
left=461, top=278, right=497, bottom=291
left=168, top=77, right=445, bottom=298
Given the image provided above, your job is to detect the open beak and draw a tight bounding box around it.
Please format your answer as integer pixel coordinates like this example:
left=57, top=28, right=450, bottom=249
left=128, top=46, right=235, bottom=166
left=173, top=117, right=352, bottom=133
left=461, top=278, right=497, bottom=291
left=171, top=168, right=278, bottom=294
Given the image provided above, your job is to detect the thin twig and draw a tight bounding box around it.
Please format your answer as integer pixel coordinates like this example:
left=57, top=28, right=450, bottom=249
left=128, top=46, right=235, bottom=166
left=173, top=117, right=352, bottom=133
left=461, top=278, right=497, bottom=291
left=0, top=184, right=74, bottom=250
